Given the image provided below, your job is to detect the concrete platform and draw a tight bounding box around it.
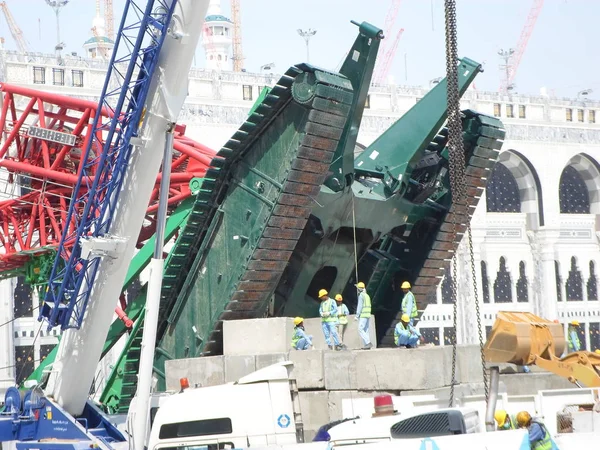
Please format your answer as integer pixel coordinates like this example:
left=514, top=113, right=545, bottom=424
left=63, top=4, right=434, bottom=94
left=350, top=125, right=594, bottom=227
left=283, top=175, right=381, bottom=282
left=223, top=316, right=377, bottom=355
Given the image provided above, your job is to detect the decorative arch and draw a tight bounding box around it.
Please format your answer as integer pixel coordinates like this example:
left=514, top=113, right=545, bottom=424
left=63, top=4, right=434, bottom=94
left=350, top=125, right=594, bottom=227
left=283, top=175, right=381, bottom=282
left=487, top=150, right=544, bottom=226
left=560, top=153, right=600, bottom=214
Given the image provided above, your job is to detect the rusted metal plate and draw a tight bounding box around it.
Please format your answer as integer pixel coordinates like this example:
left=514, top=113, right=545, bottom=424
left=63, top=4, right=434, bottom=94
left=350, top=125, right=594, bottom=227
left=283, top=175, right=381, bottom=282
left=242, top=271, right=282, bottom=282
left=465, top=166, right=490, bottom=179
left=273, top=205, right=311, bottom=218
left=305, top=121, right=344, bottom=140
left=231, top=290, right=265, bottom=301
left=434, top=231, right=457, bottom=243
left=247, top=260, right=289, bottom=271
left=268, top=216, right=307, bottom=229
left=432, top=240, right=456, bottom=251
left=442, top=213, right=468, bottom=226
left=218, top=310, right=251, bottom=321
left=298, top=145, right=335, bottom=163
left=418, top=267, right=445, bottom=277
left=428, top=250, right=453, bottom=260
left=226, top=300, right=263, bottom=311
left=440, top=222, right=467, bottom=233
left=237, top=281, right=277, bottom=291
left=468, top=155, right=496, bottom=169
left=288, top=169, right=327, bottom=186
left=308, top=109, right=347, bottom=128
left=423, top=259, right=451, bottom=270
left=449, top=204, right=468, bottom=215
left=466, top=175, right=488, bottom=189
left=301, top=134, right=337, bottom=152
left=278, top=193, right=313, bottom=207
left=466, top=186, right=484, bottom=198
left=258, top=238, right=298, bottom=251
left=291, top=158, right=330, bottom=174
left=413, top=276, right=442, bottom=287
left=283, top=181, right=321, bottom=197
left=263, top=227, right=303, bottom=240
left=252, top=249, right=293, bottom=261
left=412, top=285, right=435, bottom=296
left=312, top=97, right=351, bottom=117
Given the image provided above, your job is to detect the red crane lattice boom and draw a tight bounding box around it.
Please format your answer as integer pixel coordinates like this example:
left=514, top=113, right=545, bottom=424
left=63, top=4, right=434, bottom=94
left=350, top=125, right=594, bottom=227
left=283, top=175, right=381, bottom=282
left=500, top=0, right=544, bottom=92
left=0, top=83, right=215, bottom=276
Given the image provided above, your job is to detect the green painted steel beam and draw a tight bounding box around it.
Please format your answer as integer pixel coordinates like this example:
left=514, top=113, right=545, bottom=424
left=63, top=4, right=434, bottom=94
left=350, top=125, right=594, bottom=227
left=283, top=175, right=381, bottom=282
left=324, top=21, right=383, bottom=192
left=23, top=196, right=195, bottom=388
left=354, top=57, right=483, bottom=197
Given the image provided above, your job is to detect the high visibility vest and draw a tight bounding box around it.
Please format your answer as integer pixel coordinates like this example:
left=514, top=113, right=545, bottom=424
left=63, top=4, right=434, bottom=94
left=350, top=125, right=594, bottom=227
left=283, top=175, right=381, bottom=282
left=402, top=291, right=418, bottom=318
left=338, top=304, right=349, bottom=325
left=499, top=415, right=516, bottom=430
left=531, top=421, right=552, bottom=450
left=320, top=299, right=337, bottom=323
left=359, top=292, right=371, bottom=318
left=290, top=327, right=302, bottom=348
left=568, top=329, right=581, bottom=351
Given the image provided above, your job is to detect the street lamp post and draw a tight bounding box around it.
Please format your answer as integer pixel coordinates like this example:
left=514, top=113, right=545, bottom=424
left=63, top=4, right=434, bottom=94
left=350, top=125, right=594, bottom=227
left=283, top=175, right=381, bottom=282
left=297, top=28, right=317, bottom=63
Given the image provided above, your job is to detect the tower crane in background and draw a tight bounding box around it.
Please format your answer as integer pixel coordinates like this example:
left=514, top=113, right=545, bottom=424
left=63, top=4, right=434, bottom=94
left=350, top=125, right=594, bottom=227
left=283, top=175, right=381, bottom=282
left=91, top=25, right=110, bottom=59
left=499, top=0, right=544, bottom=93
left=231, top=0, right=244, bottom=71
left=105, top=0, right=114, bottom=41
left=373, top=0, right=403, bottom=84
left=0, top=1, right=29, bottom=53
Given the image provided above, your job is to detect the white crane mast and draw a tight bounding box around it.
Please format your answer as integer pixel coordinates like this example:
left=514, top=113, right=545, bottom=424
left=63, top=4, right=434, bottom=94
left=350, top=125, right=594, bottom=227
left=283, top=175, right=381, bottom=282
left=44, top=0, right=210, bottom=417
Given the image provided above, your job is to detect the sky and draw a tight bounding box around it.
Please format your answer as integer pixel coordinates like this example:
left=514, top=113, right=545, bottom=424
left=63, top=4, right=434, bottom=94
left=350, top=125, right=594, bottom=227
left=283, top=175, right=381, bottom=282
left=3, top=0, right=599, bottom=99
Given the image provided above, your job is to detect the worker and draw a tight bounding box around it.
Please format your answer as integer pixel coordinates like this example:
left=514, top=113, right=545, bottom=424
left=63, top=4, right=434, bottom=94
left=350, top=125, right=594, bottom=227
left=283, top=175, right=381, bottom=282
left=568, top=320, right=581, bottom=352
left=335, top=294, right=349, bottom=343
left=355, top=281, right=373, bottom=350
left=400, top=281, right=418, bottom=325
left=394, top=314, right=424, bottom=348
left=516, top=411, right=555, bottom=450
left=290, top=317, right=313, bottom=351
left=494, top=410, right=516, bottom=431
left=318, top=289, right=345, bottom=350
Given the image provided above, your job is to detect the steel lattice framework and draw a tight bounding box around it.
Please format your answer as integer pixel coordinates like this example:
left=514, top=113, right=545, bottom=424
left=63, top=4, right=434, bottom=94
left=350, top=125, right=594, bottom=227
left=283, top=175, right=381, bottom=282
left=0, top=84, right=213, bottom=278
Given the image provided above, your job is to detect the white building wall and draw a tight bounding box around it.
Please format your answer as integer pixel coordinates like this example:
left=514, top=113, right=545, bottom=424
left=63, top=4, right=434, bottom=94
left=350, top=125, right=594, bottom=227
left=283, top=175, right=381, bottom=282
left=2, top=50, right=600, bottom=396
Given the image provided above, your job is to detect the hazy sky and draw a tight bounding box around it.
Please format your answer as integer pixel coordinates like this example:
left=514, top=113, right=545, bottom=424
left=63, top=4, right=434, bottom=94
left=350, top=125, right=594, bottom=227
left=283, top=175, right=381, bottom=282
left=5, top=0, right=598, bottom=99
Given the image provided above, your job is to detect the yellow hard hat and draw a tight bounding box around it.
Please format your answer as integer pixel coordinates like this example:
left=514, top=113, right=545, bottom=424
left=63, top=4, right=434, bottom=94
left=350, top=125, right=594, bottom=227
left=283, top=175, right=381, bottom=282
left=335, top=294, right=343, bottom=301
left=355, top=282, right=365, bottom=289
left=401, top=281, right=411, bottom=289
left=571, top=320, right=580, bottom=327
left=293, top=317, right=303, bottom=326
left=401, top=314, right=410, bottom=322
left=516, top=411, right=531, bottom=427
left=595, top=349, right=600, bottom=355
left=318, top=289, right=328, bottom=298
left=494, top=410, right=507, bottom=425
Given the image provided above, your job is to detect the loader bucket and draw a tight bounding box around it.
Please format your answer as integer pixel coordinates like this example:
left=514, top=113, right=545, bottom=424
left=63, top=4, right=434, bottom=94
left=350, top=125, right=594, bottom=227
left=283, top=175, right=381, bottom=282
left=484, top=311, right=566, bottom=365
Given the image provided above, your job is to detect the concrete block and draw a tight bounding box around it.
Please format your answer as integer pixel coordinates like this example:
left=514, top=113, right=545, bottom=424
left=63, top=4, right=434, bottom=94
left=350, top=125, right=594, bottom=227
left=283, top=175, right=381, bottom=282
left=223, top=317, right=295, bottom=355
left=500, top=373, right=573, bottom=395
left=256, top=353, right=289, bottom=370
left=298, top=391, right=330, bottom=437
left=224, top=355, right=256, bottom=382
left=165, top=356, right=224, bottom=390
left=304, top=315, right=377, bottom=350
left=324, top=351, right=357, bottom=390
left=328, top=390, right=390, bottom=422
left=289, top=350, right=325, bottom=389
left=355, top=346, right=452, bottom=391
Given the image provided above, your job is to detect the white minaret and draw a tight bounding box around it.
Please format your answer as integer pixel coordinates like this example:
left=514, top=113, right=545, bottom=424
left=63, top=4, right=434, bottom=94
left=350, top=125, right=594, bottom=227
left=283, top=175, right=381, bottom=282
left=202, top=0, right=233, bottom=71
left=83, top=0, right=115, bottom=60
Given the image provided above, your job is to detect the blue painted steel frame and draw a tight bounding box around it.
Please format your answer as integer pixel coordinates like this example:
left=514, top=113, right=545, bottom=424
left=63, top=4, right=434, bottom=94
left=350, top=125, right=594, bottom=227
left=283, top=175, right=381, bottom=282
left=40, top=0, right=178, bottom=331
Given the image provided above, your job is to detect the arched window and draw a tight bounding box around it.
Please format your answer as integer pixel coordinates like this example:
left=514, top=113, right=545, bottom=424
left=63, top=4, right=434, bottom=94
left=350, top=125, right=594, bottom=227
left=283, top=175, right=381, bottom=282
left=486, top=163, right=521, bottom=213
left=218, top=54, right=222, bottom=61
left=566, top=257, right=583, bottom=301
left=441, top=268, right=454, bottom=304
left=481, top=261, right=490, bottom=303
left=516, top=261, right=528, bottom=302
left=588, top=261, right=598, bottom=301
left=493, top=257, right=512, bottom=303
left=559, top=166, right=590, bottom=213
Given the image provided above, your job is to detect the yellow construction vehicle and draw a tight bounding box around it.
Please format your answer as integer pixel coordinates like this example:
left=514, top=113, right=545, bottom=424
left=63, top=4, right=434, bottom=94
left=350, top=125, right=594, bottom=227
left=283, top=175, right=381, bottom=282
left=484, top=311, right=600, bottom=388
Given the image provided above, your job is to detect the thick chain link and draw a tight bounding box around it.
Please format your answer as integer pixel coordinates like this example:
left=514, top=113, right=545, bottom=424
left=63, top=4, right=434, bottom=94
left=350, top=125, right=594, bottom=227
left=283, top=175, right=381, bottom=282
left=443, top=0, right=489, bottom=407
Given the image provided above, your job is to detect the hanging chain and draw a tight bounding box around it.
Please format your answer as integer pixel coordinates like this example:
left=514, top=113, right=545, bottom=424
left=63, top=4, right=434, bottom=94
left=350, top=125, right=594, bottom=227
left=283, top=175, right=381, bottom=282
left=443, top=0, right=488, bottom=406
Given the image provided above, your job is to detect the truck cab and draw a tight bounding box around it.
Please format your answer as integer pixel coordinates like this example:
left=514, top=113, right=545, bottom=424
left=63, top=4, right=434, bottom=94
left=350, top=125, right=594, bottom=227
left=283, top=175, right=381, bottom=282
left=147, top=362, right=300, bottom=450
